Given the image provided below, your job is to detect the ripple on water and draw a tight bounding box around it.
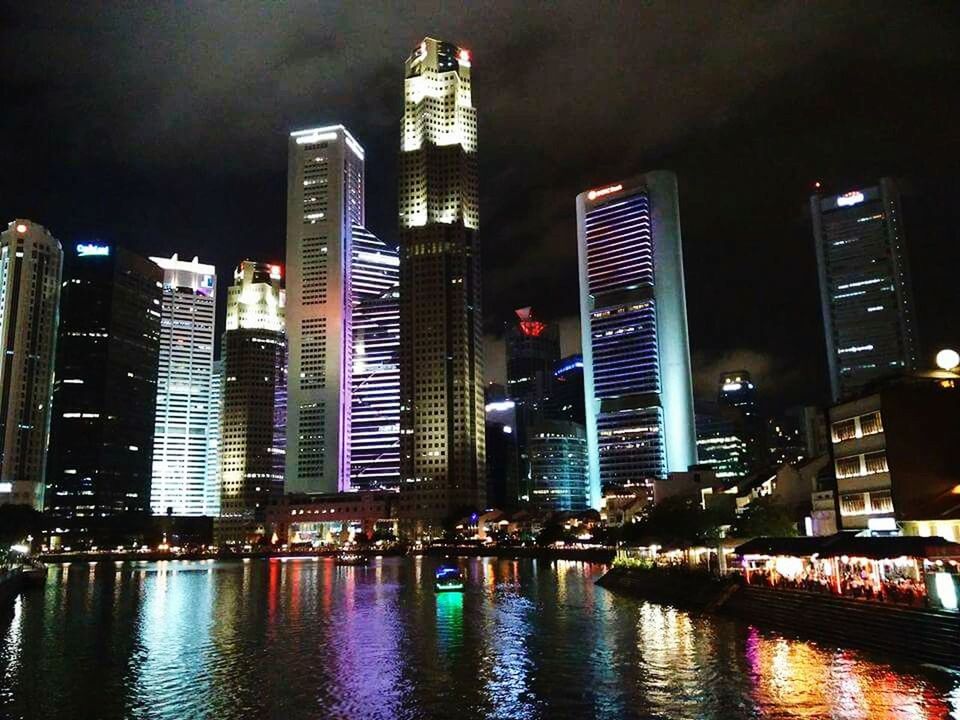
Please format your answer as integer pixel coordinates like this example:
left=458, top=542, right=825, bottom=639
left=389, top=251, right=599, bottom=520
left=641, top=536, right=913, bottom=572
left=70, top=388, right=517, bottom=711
left=1, top=558, right=958, bottom=720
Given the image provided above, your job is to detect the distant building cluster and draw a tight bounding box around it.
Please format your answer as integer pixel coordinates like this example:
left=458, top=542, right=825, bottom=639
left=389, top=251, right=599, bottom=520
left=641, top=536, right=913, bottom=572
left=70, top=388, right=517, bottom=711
left=2, top=37, right=958, bottom=551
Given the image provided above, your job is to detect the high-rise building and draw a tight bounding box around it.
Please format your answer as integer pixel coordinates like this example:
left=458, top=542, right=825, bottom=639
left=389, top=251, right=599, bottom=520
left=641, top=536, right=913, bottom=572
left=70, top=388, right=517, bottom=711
left=506, top=307, right=560, bottom=411
left=45, top=242, right=161, bottom=543
left=528, top=420, right=590, bottom=512
left=484, top=384, right=519, bottom=510
left=811, top=178, right=918, bottom=401
left=695, top=405, right=749, bottom=481
left=398, top=37, right=485, bottom=534
left=216, top=261, right=286, bottom=543
left=576, top=172, right=697, bottom=508
left=717, top=370, right=764, bottom=474
left=545, top=354, right=585, bottom=425
left=505, top=307, right=560, bottom=510
left=349, top=226, right=400, bottom=491
left=286, top=124, right=365, bottom=495
left=0, top=220, right=62, bottom=510
left=206, top=358, right=223, bottom=517
left=149, top=254, right=217, bottom=517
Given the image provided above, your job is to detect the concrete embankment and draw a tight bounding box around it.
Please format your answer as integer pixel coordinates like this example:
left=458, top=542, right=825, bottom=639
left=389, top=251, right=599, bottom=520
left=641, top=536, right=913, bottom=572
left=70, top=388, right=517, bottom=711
left=597, top=566, right=960, bottom=667
left=419, top=545, right=614, bottom=563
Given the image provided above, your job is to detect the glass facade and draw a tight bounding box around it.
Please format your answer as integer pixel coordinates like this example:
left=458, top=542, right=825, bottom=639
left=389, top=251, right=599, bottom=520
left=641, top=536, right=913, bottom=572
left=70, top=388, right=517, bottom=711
left=45, top=244, right=161, bottom=542
left=149, top=254, right=217, bottom=517
left=811, top=178, right=917, bottom=401
left=576, top=173, right=697, bottom=508
left=528, top=421, right=589, bottom=512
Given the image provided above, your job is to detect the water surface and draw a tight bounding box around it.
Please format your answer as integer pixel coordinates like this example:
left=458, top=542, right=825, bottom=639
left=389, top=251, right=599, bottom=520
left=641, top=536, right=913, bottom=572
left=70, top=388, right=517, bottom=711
left=1, top=557, right=957, bottom=719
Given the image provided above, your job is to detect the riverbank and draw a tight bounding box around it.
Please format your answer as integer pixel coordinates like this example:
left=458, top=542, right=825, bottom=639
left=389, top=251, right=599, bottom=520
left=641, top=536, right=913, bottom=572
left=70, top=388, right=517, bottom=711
left=598, top=566, right=960, bottom=667
left=417, top=544, right=614, bottom=563
left=39, top=547, right=407, bottom=564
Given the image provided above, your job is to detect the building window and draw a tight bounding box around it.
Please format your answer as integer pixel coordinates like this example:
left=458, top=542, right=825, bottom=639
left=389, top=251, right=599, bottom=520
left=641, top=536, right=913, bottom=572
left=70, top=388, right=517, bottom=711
left=864, top=451, right=888, bottom=475
left=840, top=492, right=867, bottom=516
left=868, top=489, right=893, bottom=514
left=832, top=419, right=857, bottom=443
left=859, top=411, right=883, bottom=437
left=835, top=456, right=861, bottom=479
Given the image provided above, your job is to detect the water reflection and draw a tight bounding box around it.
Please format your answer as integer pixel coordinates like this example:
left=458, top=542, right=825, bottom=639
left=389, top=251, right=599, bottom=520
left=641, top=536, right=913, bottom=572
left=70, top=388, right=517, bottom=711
left=0, top=558, right=958, bottom=719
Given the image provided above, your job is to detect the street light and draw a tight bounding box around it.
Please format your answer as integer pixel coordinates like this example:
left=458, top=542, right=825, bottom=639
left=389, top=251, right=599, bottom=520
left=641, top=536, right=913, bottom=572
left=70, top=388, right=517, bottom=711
left=936, top=349, right=960, bottom=372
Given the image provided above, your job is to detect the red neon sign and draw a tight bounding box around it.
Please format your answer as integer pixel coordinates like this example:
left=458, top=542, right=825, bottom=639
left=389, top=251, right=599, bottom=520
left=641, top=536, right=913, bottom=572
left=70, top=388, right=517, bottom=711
left=587, top=183, right=623, bottom=201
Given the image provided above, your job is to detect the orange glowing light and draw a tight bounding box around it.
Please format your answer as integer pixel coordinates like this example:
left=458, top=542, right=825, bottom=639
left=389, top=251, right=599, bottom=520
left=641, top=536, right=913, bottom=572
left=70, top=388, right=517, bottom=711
left=270, top=264, right=283, bottom=280
left=587, top=183, right=623, bottom=201
left=459, top=49, right=471, bottom=63
left=15, top=223, right=27, bottom=233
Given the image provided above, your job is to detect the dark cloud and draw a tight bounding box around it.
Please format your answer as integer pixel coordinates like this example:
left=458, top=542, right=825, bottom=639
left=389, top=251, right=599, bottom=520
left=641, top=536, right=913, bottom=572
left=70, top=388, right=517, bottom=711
left=2, top=1, right=959, bottom=407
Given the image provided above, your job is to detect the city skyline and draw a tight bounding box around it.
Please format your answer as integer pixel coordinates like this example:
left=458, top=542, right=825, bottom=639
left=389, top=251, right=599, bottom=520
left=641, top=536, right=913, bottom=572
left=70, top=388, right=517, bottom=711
left=2, top=5, right=957, bottom=411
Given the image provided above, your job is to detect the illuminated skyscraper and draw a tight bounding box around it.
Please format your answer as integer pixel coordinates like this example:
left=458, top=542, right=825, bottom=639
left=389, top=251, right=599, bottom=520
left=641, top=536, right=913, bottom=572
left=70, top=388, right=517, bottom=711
left=149, top=254, right=217, bottom=517
left=216, top=261, right=286, bottom=543
left=528, top=420, right=590, bottom=512
left=46, top=242, right=161, bottom=542
left=286, top=125, right=365, bottom=494
left=349, top=226, right=400, bottom=491
left=206, top=358, right=223, bottom=517
left=576, top=172, right=697, bottom=507
left=0, top=220, right=62, bottom=510
left=811, top=178, right=918, bottom=401
left=398, top=37, right=485, bottom=533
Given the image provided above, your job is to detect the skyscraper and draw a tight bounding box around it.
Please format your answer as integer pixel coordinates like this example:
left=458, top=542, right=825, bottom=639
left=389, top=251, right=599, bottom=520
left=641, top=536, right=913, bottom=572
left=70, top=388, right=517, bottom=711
left=505, top=307, right=560, bottom=412
left=0, top=220, right=62, bottom=510
left=349, top=226, right=400, bottom=491
left=545, top=354, right=585, bottom=425
left=576, top=172, right=697, bottom=507
left=528, top=420, right=590, bottom=513
left=811, top=178, right=918, bottom=401
left=45, top=242, right=161, bottom=543
left=505, top=307, right=560, bottom=510
left=149, top=254, right=217, bottom=517
left=206, top=358, right=223, bottom=517
left=717, top=370, right=764, bottom=474
left=286, top=124, right=365, bottom=495
left=216, top=261, right=286, bottom=543
left=398, top=37, right=484, bottom=534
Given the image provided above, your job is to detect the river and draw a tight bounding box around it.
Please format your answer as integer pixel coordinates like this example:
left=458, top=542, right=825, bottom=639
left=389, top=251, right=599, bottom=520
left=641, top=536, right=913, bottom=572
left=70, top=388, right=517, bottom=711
left=1, top=557, right=958, bottom=719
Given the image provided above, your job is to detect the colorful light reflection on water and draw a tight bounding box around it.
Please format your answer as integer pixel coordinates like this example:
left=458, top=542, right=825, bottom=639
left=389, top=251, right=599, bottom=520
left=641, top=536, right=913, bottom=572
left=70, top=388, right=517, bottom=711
left=1, top=557, right=958, bottom=719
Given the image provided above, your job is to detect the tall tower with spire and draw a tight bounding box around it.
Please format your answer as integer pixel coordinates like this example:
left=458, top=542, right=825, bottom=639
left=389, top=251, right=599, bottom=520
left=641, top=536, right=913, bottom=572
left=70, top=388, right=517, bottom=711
left=398, top=37, right=485, bottom=534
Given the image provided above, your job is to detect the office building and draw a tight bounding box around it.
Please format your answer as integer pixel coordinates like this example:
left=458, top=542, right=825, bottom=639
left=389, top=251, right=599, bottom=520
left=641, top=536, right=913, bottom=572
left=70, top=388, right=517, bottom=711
left=0, top=220, right=63, bottom=510
left=811, top=178, right=918, bottom=401
left=398, top=37, right=485, bottom=534
left=45, top=243, right=161, bottom=543
left=206, top=359, right=223, bottom=517
left=717, top=370, right=764, bottom=473
left=545, top=354, right=585, bottom=424
left=528, top=420, right=590, bottom=512
left=286, top=124, right=365, bottom=494
left=695, top=406, right=749, bottom=481
left=484, top=384, right=519, bottom=509
left=506, top=307, right=559, bottom=411
left=575, top=172, right=697, bottom=508
left=149, top=254, right=217, bottom=517
left=349, top=226, right=400, bottom=491
left=216, top=261, right=286, bottom=543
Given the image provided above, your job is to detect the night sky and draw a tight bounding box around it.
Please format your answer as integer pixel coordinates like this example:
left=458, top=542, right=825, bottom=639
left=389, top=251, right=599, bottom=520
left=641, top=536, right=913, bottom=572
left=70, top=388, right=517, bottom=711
left=2, top=2, right=958, bottom=411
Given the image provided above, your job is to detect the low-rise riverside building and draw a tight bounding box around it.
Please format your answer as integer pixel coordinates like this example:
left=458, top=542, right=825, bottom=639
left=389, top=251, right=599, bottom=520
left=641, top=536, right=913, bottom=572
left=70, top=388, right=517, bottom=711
left=828, top=371, right=960, bottom=536
left=265, top=491, right=399, bottom=545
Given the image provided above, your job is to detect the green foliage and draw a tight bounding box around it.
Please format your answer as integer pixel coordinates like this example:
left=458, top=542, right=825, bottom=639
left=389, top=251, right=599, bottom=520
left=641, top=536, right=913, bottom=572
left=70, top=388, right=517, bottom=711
left=731, top=496, right=799, bottom=538
left=624, top=495, right=735, bottom=547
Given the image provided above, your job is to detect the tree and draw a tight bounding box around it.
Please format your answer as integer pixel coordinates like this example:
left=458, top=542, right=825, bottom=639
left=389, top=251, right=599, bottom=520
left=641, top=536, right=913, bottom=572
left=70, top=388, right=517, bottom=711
left=625, top=495, right=734, bottom=547
left=732, top=496, right=799, bottom=538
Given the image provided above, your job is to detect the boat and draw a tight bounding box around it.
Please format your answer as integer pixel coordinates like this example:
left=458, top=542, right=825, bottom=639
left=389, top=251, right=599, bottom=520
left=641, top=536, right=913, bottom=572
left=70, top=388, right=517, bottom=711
left=335, top=551, right=368, bottom=566
left=435, top=564, right=465, bottom=592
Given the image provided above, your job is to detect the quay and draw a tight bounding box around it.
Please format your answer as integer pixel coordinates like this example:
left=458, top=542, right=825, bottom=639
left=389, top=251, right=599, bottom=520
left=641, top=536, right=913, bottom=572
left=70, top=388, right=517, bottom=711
left=598, top=532, right=960, bottom=668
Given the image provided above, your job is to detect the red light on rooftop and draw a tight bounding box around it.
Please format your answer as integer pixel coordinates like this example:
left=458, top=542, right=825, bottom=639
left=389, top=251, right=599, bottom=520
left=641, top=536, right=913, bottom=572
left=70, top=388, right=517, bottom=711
left=520, top=320, right=546, bottom=337
left=459, top=49, right=471, bottom=63
left=270, top=264, right=283, bottom=280
left=587, top=183, right=623, bottom=201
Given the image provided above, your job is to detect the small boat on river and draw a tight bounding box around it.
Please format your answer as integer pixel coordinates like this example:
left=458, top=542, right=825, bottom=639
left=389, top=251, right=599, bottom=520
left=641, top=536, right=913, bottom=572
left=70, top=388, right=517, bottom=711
left=435, top=564, right=465, bottom=592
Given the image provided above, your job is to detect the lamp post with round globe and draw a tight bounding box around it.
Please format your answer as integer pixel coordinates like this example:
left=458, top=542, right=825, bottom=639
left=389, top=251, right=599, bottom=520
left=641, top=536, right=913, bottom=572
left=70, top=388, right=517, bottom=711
left=936, top=349, right=960, bottom=373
